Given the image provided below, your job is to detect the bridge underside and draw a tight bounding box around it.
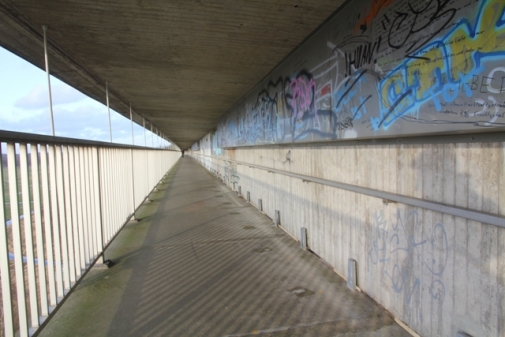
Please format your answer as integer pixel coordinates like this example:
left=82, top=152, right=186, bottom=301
left=0, top=0, right=345, bottom=149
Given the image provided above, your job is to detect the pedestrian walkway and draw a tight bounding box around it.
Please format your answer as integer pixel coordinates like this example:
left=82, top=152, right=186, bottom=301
left=38, top=157, right=410, bottom=337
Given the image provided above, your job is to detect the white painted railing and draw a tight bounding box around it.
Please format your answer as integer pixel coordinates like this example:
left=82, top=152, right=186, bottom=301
left=0, top=131, right=180, bottom=337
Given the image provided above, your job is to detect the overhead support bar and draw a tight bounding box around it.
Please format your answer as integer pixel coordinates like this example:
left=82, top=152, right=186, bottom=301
left=42, top=25, right=55, bottom=137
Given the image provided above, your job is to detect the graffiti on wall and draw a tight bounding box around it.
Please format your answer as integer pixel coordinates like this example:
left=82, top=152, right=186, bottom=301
left=224, top=161, right=239, bottom=185
left=217, top=0, right=505, bottom=147
left=368, top=208, right=449, bottom=315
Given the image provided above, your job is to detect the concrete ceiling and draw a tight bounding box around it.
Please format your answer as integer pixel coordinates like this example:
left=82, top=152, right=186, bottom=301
left=0, top=0, right=346, bottom=149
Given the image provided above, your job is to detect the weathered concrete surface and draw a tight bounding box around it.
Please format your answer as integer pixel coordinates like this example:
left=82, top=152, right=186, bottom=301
left=37, top=157, right=409, bottom=337
left=191, top=140, right=505, bottom=337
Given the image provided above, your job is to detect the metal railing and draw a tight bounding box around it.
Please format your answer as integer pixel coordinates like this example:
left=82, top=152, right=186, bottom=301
left=0, top=131, right=180, bottom=337
left=190, top=152, right=505, bottom=229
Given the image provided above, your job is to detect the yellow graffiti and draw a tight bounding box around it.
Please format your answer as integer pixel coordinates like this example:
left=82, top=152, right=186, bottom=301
left=381, top=0, right=505, bottom=105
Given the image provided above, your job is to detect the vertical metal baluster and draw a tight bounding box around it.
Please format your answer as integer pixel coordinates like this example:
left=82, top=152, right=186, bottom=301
left=75, top=148, right=86, bottom=270
left=68, top=147, right=82, bottom=279
left=117, top=150, right=122, bottom=232
left=85, top=148, right=96, bottom=259
left=104, top=149, right=111, bottom=241
left=19, top=144, right=39, bottom=330
left=0, top=144, right=14, bottom=337
left=98, top=149, right=107, bottom=246
left=120, top=150, right=125, bottom=231
left=109, top=149, right=115, bottom=236
left=39, top=145, right=56, bottom=308
left=130, top=148, right=135, bottom=217
left=79, top=148, right=90, bottom=265
left=116, top=150, right=121, bottom=232
left=108, top=149, right=114, bottom=239
left=7, top=143, right=29, bottom=336
left=89, top=148, right=98, bottom=258
left=55, top=146, right=70, bottom=292
left=30, top=144, right=48, bottom=319
left=62, top=147, right=76, bottom=286
left=48, top=145, right=64, bottom=300
left=114, top=149, right=119, bottom=233
left=92, top=148, right=103, bottom=259
left=146, top=149, right=149, bottom=198
left=134, top=150, right=140, bottom=209
left=128, top=150, right=133, bottom=217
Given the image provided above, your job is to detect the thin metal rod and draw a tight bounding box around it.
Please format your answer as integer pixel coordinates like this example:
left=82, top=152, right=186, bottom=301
left=143, top=116, right=146, bottom=147
left=43, top=25, right=55, bottom=136
left=106, top=81, right=112, bottom=143
left=130, top=104, right=134, bottom=146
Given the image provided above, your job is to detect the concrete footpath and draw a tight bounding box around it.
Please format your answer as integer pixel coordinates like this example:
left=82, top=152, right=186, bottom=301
left=38, top=157, right=410, bottom=337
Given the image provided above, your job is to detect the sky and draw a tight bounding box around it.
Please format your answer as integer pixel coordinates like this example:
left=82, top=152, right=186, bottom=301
left=0, top=47, right=169, bottom=148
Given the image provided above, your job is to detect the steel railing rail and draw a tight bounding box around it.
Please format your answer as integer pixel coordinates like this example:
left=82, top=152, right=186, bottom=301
left=0, top=130, right=179, bottom=151
left=0, top=132, right=180, bottom=337
left=190, top=153, right=505, bottom=229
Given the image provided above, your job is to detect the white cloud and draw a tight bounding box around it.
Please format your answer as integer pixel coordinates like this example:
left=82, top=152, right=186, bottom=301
left=14, top=83, right=87, bottom=110
left=14, top=85, right=47, bottom=109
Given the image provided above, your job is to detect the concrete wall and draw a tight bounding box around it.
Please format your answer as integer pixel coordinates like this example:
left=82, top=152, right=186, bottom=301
left=190, top=138, right=504, bottom=337
left=213, top=0, right=505, bottom=147
left=189, top=0, right=505, bottom=335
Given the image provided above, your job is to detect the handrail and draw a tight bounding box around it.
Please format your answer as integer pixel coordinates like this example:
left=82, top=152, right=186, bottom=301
left=0, top=129, right=180, bottom=150
left=191, top=153, right=505, bottom=229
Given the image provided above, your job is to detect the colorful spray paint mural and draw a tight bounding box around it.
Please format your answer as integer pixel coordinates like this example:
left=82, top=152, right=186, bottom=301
left=216, top=0, right=505, bottom=147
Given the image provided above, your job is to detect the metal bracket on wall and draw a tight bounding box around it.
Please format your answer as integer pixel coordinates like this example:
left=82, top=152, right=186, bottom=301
left=456, top=332, right=472, bottom=337
left=347, top=259, right=357, bottom=291
left=300, top=227, right=307, bottom=250
left=275, top=210, right=280, bottom=226
left=382, top=199, right=397, bottom=205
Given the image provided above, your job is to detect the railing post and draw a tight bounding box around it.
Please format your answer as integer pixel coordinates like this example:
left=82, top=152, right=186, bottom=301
left=95, top=147, right=105, bottom=264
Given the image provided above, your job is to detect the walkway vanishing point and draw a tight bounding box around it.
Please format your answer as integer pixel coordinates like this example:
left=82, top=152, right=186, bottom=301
left=38, top=157, right=410, bottom=337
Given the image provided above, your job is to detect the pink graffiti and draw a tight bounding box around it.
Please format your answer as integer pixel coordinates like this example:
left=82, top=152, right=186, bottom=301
left=290, top=76, right=316, bottom=121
